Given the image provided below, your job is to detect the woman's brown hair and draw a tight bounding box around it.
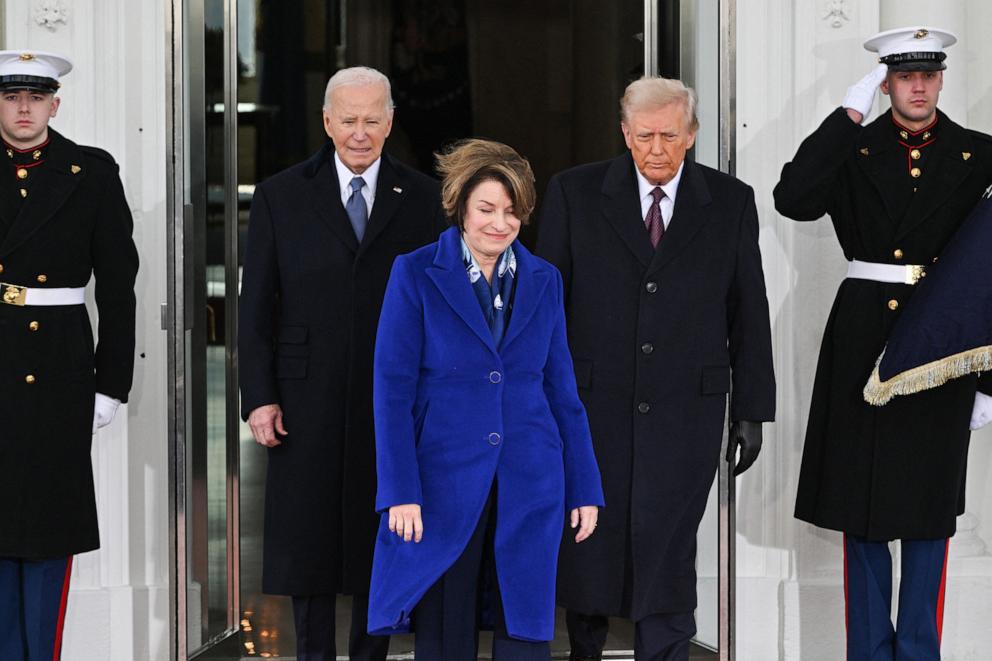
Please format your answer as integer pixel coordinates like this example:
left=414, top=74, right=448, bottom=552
left=435, top=139, right=536, bottom=228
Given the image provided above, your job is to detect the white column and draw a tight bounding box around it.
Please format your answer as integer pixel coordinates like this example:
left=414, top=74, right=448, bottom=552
left=7, top=2, right=171, bottom=660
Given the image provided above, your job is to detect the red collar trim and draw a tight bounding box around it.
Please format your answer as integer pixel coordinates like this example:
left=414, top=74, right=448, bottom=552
left=892, top=115, right=938, bottom=137
left=3, top=137, right=51, bottom=154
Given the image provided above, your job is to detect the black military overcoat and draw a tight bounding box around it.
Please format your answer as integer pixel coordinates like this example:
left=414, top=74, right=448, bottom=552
left=238, top=145, right=444, bottom=595
left=775, top=108, right=992, bottom=541
left=0, top=129, right=138, bottom=559
left=536, top=154, right=776, bottom=620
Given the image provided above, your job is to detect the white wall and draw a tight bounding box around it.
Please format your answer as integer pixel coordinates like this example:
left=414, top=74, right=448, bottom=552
left=5, top=1, right=170, bottom=659
left=736, top=1, right=992, bottom=659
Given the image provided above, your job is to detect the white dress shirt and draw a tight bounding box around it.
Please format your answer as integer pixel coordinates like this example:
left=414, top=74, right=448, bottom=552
left=634, top=161, right=685, bottom=230
left=334, top=151, right=381, bottom=214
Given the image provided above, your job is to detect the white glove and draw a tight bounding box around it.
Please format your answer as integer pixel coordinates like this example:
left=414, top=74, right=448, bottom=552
left=971, top=392, right=992, bottom=431
left=93, top=393, right=121, bottom=433
left=842, top=64, right=888, bottom=120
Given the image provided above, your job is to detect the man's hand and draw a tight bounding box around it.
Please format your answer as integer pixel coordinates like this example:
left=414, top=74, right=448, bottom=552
left=842, top=63, right=888, bottom=124
left=727, top=420, right=763, bottom=476
left=971, top=392, right=992, bottom=431
left=92, top=393, right=121, bottom=434
left=248, top=404, right=287, bottom=447
left=570, top=506, right=599, bottom=543
left=389, top=504, right=423, bottom=543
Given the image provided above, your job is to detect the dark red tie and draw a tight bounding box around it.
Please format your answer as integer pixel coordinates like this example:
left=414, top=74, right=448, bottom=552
left=645, top=186, right=666, bottom=248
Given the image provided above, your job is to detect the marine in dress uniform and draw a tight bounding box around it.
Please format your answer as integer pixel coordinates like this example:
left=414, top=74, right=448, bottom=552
left=237, top=66, right=445, bottom=661
left=774, top=27, right=992, bottom=661
left=0, top=51, right=138, bottom=661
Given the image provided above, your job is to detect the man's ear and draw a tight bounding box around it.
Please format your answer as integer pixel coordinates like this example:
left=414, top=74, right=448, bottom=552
left=879, top=78, right=890, bottom=96
left=50, top=96, right=61, bottom=118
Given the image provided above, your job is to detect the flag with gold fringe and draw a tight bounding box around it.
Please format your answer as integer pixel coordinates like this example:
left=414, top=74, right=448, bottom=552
left=864, top=187, right=992, bottom=405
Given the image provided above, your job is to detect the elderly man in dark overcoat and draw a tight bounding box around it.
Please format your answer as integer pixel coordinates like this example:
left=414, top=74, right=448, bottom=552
left=775, top=26, right=992, bottom=660
left=536, top=76, right=776, bottom=661
left=238, top=66, right=444, bottom=661
left=0, top=51, right=138, bottom=660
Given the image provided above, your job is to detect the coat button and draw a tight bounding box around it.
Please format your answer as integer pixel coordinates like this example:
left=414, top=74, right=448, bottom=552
left=910, top=167, right=922, bottom=178
left=893, top=248, right=904, bottom=260
left=887, top=299, right=899, bottom=311
left=36, top=274, right=48, bottom=283
left=489, top=370, right=502, bottom=384
left=29, top=321, right=39, bottom=331
left=645, top=281, right=658, bottom=294
left=25, top=374, right=36, bottom=384
left=16, top=167, right=28, bottom=180
left=488, top=432, right=501, bottom=446
left=637, top=402, right=651, bottom=414
left=910, top=149, right=921, bottom=160
left=0, top=263, right=4, bottom=273
left=641, top=342, right=654, bottom=355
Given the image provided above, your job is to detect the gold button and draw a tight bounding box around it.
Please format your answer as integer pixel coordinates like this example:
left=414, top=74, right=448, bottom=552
left=5, top=148, right=11, bottom=158
left=29, top=321, right=39, bottom=331
left=16, top=168, right=27, bottom=180
left=32, top=150, right=41, bottom=161
left=910, top=167, right=922, bottom=178
left=0, top=263, right=4, bottom=273
left=36, top=274, right=47, bottom=283
left=910, top=149, right=921, bottom=160
left=888, top=299, right=899, bottom=311
left=25, top=374, right=36, bottom=384
left=900, top=130, right=909, bottom=140
left=893, top=249, right=904, bottom=260
left=20, top=188, right=27, bottom=198
left=923, top=131, right=931, bottom=140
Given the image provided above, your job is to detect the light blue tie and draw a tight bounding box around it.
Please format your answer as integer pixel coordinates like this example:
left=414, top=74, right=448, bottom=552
left=346, top=176, right=368, bottom=242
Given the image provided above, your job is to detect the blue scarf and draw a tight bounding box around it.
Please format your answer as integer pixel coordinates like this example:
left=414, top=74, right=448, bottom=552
left=461, top=236, right=517, bottom=348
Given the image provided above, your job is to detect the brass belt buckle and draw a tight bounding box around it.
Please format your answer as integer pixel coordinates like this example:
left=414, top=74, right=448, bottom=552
left=905, top=264, right=926, bottom=285
left=1, top=282, right=27, bottom=306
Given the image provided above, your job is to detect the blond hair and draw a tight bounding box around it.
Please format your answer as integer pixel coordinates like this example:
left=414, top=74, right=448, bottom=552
left=435, top=139, right=536, bottom=227
left=620, top=76, right=699, bottom=132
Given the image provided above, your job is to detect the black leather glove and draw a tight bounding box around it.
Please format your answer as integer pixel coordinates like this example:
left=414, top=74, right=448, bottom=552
left=726, top=420, right=762, bottom=476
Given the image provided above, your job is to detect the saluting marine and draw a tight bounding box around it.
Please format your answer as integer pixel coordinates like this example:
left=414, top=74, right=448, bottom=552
left=0, top=51, right=138, bottom=660
left=775, top=27, right=992, bottom=661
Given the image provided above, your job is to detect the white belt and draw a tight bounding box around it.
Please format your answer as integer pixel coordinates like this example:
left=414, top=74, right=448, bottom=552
left=1, top=283, right=86, bottom=306
left=846, top=260, right=926, bottom=285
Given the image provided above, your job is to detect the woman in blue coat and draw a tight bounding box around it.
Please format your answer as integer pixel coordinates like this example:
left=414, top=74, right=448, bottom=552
left=367, top=139, right=605, bottom=659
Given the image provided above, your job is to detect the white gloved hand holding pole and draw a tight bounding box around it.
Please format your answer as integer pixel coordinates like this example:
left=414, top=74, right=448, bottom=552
left=971, top=392, right=992, bottom=431
left=842, top=63, right=889, bottom=124
left=93, top=393, right=121, bottom=434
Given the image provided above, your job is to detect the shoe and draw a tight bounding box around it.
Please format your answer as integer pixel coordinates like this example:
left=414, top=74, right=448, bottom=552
left=568, top=654, right=603, bottom=661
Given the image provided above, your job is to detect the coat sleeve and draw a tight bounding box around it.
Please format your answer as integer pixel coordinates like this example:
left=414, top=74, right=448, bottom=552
left=238, top=185, right=280, bottom=419
left=543, top=269, right=605, bottom=510
left=373, top=255, right=425, bottom=512
left=534, top=174, right=573, bottom=296
left=91, top=163, right=139, bottom=402
left=773, top=107, right=862, bottom=221
left=727, top=186, right=776, bottom=423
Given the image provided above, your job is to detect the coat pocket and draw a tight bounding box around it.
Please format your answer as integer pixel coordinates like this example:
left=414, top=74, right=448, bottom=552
left=700, top=365, right=730, bottom=394
left=573, top=359, right=593, bottom=389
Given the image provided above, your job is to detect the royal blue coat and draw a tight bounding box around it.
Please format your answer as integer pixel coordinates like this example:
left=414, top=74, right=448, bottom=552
left=367, top=226, right=605, bottom=641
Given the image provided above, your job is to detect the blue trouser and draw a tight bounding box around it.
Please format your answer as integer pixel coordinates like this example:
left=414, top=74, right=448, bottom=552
left=844, top=536, right=949, bottom=661
left=0, top=556, right=74, bottom=661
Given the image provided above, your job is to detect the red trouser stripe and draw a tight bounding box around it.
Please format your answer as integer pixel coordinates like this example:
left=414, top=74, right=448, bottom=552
left=843, top=534, right=849, bottom=661
left=936, top=539, right=949, bottom=644
left=52, top=557, right=73, bottom=661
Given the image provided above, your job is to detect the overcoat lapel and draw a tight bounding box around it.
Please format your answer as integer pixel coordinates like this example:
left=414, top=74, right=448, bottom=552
left=500, top=242, right=550, bottom=352
left=855, top=115, right=905, bottom=225
left=895, top=114, right=974, bottom=240
left=304, top=143, right=359, bottom=254
left=649, top=161, right=713, bottom=275
left=600, top=154, right=654, bottom=268
left=426, top=229, right=499, bottom=355
left=0, top=130, right=82, bottom=258
left=359, top=153, right=405, bottom=252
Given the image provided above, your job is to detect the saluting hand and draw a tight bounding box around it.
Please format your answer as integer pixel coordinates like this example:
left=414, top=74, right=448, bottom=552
left=389, top=504, right=423, bottom=543
left=843, top=63, right=888, bottom=124
left=570, top=506, right=599, bottom=543
left=248, top=404, right=288, bottom=447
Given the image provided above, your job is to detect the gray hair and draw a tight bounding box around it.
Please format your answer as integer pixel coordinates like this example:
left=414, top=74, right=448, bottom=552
left=323, top=66, right=395, bottom=115
left=620, top=76, right=698, bottom=132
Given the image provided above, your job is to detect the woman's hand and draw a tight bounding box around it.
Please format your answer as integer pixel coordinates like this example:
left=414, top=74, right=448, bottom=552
left=570, top=506, right=599, bottom=543
left=388, top=504, right=423, bottom=543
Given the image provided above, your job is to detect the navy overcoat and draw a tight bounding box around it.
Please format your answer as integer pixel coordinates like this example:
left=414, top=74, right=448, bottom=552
left=367, top=227, right=605, bottom=641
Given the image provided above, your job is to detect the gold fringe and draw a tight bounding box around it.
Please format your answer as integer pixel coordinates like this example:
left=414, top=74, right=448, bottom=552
left=864, top=345, right=992, bottom=406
